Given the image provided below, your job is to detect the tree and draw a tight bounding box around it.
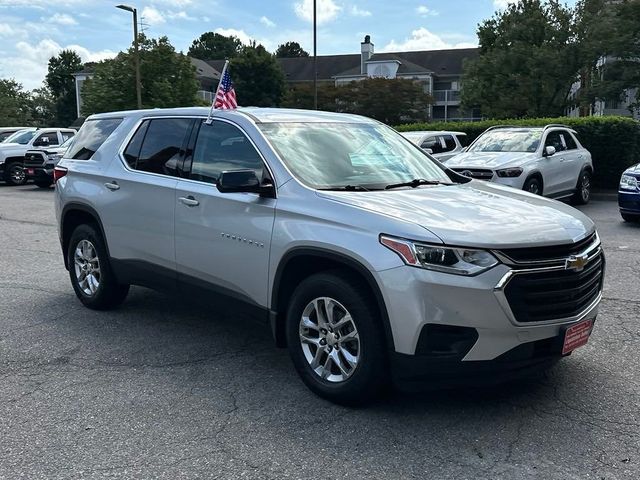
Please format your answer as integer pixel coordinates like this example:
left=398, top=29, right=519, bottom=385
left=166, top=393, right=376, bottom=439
left=28, top=87, right=56, bottom=127
left=282, top=78, right=432, bottom=125
left=82, top=35, right=199, bottom=115
left=0, top=79, right=32, bottom=125
left=461, top=0, right=581, bottom=118
left=576, top=0, right=640, bottom=114
left=188, top=32, right=243, bottom=60
left=230, top=43, right=286, bottom=106
left=275, top=42, right=309, bottom=58
left=46, top=50, right=83, bottom=126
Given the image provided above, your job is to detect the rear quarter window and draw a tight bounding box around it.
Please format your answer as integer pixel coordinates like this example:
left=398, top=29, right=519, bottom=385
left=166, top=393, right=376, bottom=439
left=66, top=118, right=123, bottom=160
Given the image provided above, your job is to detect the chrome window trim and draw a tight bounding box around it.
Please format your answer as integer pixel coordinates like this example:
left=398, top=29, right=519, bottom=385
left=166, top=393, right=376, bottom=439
left=116, top=115, right=277, bottom=196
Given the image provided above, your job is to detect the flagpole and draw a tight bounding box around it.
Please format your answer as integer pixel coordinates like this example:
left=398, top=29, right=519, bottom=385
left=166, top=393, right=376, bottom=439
left=206, top=59, right=229, bottom=124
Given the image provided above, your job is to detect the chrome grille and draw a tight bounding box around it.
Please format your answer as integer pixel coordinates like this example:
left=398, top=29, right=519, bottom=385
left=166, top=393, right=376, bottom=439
left=452, top=168, right=494, bottom=180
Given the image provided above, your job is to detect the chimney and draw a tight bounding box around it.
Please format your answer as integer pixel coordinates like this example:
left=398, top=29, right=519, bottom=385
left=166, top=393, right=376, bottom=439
left=361, top=35, right=374, bottom=75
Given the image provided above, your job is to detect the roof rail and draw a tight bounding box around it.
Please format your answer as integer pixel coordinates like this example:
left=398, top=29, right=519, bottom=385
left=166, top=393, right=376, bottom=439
left=543, top=124, right=571, bottom=130
left=483, top=125, right=521, bottom=132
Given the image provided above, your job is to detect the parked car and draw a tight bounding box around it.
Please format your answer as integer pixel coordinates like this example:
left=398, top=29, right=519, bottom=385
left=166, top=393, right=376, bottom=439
left=0, top=128, right=76, bottom=185
left=619, top=163, right=640, bottom=222
left=23, top=136, right=74, bottom=188
left=400, top=130, right=467, bottom=161
left=0, top=127, right=32, bottom=143
left=55, top=108, right=603, bottom=404
left=445, top=125, right=593, bottom=204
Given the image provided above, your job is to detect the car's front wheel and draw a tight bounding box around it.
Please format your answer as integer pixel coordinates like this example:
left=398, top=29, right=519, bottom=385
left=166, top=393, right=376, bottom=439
left=523, top=176, right=543, bottom=196
left=285, top=271, right=388, bottom=405
left=571, top=170, right=591, bottom=205
left=68, top=224, right=129, bottom=310
left=5, top=161, right=27, bottom=186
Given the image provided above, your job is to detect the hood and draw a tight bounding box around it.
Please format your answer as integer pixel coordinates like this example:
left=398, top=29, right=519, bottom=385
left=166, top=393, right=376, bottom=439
left=316, top=181, right=594, bottom=249
left=0, top=142, right=21, bottom=149
left=445, top=151, right=534, bottom=169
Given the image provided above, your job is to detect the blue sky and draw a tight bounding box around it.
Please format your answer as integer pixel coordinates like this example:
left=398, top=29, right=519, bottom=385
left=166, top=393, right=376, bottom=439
left=0, top=0, right=577, bottom=90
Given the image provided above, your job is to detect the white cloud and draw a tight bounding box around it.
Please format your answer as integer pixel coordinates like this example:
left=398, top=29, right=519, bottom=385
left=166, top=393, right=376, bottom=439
left=294, top=0, right=341, bottom=25
left=260, top=15, right=276, bottom=27
left=0, top=22, right=21, bottom=36
left=48, top=13, right=77, bottom=25
left=0, top=38, right=116, bottom=90
left=383, top=27, right=477, bottom=52
left=167, top=10, right=195, bottom=20
left=214, top=28, right=258, bottom=46
left=416, top=5, right=438, bottom=17
left=141, top=6, right=166, bottom=25
left=350, top=6, right=371, bottom=17
left=494, top=0, right=516, bottom=9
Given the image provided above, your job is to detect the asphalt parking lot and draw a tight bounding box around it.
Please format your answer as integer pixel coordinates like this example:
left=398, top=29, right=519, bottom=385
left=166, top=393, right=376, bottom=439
left=0, top=184, right=638, bottom=480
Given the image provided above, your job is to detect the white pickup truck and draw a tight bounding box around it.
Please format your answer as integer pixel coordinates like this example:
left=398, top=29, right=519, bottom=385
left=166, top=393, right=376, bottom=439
left=0, top=128, right=76, bottom=185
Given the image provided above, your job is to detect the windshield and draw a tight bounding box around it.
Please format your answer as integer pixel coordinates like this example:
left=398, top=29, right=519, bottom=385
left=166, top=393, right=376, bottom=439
left=259, top=122, right=452, bottom=190
left=4, top=130, right=36, bottom=145
left=469, top=130, right=542, bottom=153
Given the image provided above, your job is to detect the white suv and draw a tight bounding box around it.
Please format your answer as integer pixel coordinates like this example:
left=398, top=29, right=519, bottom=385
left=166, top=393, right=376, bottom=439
left=54, top=108, right=603, bottom=404
left=445, top=125, right=593, bottom=204
left=0, top=128, right=76, bottom=185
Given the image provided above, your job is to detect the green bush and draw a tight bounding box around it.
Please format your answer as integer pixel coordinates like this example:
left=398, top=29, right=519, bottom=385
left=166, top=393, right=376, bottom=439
left=396, top=116, right=640, bottom=189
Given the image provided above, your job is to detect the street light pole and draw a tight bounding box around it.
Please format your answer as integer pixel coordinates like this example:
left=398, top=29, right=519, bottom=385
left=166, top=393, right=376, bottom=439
left=117, top=4, right=142, bottom=109
left=313, top=0, right=317, bottom=110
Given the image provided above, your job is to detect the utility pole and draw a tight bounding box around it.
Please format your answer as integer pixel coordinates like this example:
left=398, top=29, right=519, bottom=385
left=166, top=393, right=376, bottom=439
left=117, top=4, right=142, bottom=109
left=313, top=0, right=318, bottom=110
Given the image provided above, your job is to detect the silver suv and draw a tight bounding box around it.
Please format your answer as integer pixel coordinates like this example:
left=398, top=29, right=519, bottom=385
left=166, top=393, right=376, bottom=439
left=445, top=125, right=593, bottom=204
left=54, top=108, right=604, bottom=404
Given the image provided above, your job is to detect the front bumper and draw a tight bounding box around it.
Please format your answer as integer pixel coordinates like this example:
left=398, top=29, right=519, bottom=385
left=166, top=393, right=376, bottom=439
left=377, top=254, right=602, bottom=383
left=619, top=190, right=640, bottom=214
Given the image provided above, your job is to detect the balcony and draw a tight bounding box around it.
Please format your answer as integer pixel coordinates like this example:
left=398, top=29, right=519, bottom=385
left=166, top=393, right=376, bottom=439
left=433, top=89, right=461, bottom=105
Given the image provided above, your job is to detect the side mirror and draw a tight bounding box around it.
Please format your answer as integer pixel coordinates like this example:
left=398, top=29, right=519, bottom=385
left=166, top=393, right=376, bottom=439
left=544, top=146, right=556, bottom=157
left=217, top=169, right=275, bottom=197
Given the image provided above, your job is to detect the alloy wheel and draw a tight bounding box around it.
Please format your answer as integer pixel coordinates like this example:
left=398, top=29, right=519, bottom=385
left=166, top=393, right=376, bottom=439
left=74, top=239, right=101, bottom=296
left=581, top=173, right=590, bottom=202
left=9, top=165, right=26, bottom=185
left=299, top=297, right=360, bottom=382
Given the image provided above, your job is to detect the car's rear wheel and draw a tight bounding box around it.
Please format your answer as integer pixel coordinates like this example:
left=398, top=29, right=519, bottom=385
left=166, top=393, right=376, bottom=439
left=523, top=176, right=543, bottom=195
left=68, top=224, right=129, bottom=310
left=621, top=213, right=640, bottom=222
left=5, top=161, right=27, bottom=186
left=285, top=271, right=388, bottom=405
left=35, top=180, right=52, bottom=188
left=571, top=170, right=591, bottom=205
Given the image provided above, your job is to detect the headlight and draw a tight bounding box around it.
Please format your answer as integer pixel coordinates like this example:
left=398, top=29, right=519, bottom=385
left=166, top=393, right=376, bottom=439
left=47, top=153, right=63, bottom=162
left=496, top=167, right=523, bottom=178
left=380, top=235, right=499, bottom=275
left=620, top=174, right=638, bottom=191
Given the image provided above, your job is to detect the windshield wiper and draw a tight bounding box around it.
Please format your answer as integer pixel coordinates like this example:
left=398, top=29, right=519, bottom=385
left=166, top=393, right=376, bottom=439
left=319, top=185, right=373, bottom=192
left=384, top=178, right=453, bottom=190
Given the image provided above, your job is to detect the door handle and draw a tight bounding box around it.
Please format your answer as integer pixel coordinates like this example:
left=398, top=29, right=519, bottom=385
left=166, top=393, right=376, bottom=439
left=179, top=195, right=199, bottom=207
left=104, top=181, right=120, bottom=191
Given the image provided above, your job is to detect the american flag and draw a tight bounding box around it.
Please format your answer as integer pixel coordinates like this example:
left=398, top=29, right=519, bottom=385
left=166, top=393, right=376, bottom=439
left=214, top=69, right=237, bottom=109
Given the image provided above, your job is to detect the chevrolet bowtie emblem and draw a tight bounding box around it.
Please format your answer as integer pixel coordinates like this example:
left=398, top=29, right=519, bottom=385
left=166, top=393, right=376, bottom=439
left=565, top=254, right=589, bottom=272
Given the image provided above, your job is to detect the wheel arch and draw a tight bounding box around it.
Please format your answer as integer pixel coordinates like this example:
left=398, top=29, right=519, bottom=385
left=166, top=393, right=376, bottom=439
left=270, top=247, right=395, bottom=351
left=61, top=203, right=110, bottom=270
left=525, top=171, right=544, bottom=193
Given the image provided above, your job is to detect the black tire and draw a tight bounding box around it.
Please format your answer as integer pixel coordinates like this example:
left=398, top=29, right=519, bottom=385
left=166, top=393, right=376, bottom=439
left=285, top=270, right=388, bottom=405
left=67, top=224, right=129, bottom=310
left=621, top=213, right=640, bottom=222
left=4, top=161, right=27, bottom=186
left=523, top=176, right=543, bottom=196
left=35, top=180, right=52, bottom=189
left=571, top=169, right=591, bottom=205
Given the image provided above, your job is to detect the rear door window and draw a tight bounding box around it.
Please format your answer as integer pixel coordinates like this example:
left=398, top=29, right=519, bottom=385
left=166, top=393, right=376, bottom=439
left=441, top=135, right=457, bottom=152
left=61, top=131, right=75, bottom=142
left=134, top=118, right=192, bottom=176
left=67, top=118, right=123, bottom=160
